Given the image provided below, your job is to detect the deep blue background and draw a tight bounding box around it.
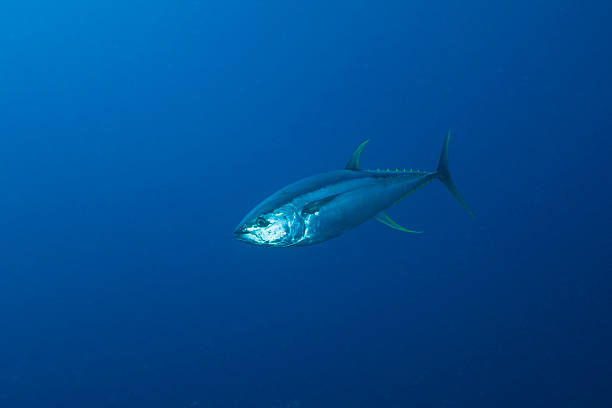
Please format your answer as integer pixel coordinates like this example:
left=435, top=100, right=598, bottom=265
left=1, top=1, right=611, bottom=407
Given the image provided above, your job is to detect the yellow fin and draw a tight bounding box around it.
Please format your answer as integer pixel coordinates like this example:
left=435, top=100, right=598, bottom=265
left=374, top=212, right=422, bottom=234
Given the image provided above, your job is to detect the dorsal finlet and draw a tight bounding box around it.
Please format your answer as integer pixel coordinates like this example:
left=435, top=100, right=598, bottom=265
left=345, top=140, right=369, bottom=170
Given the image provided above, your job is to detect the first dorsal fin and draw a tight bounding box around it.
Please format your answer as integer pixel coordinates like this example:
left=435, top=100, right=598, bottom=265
left=345, top=140, right=369, bottom=170
left=375, top=211, right=422, bottom=234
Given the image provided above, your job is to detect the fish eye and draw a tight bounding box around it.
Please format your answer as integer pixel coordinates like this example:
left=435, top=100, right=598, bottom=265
left=256, top=217, right=269, bottom=227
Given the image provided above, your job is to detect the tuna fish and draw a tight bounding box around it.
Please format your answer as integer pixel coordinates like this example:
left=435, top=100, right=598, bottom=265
left=234, top=131, right=473, bottom=247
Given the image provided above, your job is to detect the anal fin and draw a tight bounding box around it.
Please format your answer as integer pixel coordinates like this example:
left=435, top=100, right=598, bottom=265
left=374, top=211, right=422, bottom=234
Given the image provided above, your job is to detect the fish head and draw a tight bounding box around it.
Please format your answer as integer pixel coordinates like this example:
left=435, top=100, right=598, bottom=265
left=234, top=204, right=305, bottom=247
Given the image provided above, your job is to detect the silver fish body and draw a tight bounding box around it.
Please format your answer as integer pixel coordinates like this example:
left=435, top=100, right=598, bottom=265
left=234, top=132, right=472, bottom=247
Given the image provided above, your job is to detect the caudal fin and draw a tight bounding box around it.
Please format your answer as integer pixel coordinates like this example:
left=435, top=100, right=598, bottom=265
left=436, top=130, right=474, bottom=217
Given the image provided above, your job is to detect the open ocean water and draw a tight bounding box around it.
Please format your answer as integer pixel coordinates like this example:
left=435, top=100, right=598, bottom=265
left=1, top=1, right=611, bottom=407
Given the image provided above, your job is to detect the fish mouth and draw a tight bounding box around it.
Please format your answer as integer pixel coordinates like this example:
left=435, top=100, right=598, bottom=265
left=234, top=225, right=248, bottom=235
left=233, top=226, right=251, bottom=241
left=234, top=226, right=265, bottom=246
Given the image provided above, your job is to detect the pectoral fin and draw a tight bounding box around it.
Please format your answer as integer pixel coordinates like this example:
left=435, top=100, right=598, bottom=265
left=375, top=212, right=422, bottom=234
left=302, top=194, right=341, bottom=215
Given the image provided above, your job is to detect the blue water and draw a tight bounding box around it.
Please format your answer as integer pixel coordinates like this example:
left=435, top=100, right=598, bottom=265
left=1, top=1, right=611, bottom=407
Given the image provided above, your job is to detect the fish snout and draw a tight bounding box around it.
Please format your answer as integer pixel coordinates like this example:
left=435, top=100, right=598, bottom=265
left=233, top=225, right=249, bottom=237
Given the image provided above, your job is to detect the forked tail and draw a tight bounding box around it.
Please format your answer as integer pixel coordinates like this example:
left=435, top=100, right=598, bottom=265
left=436, top=130, right=474, bottom=216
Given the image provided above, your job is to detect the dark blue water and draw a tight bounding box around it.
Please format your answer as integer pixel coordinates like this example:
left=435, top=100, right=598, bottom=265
left=1, top=1, right=611, bottom=407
